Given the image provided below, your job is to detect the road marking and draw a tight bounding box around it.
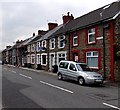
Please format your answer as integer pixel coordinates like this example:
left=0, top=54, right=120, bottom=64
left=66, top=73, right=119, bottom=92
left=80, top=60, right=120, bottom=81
left=103, top=103, right=120, bottom=110
left=40, top=80, right=73, bottom=94
left=11, top=70, right=16, bottom=73
left=19, top=73, right=32, bottom=80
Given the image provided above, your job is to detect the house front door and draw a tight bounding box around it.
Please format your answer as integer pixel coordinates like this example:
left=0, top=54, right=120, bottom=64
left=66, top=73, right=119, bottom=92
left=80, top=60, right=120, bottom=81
left=73, top=53, right=78, bottom=62
left=50, top=53, right=55, bottom=71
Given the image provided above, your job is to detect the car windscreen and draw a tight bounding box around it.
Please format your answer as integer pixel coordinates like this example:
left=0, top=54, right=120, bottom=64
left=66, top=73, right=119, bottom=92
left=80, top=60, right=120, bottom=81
left=76, top=64, right=91, bottom=71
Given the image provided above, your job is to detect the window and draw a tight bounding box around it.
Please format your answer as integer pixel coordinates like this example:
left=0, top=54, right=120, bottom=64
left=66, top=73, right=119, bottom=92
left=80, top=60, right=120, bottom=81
left=50, top=38, right=55, bottom=49
left=86, top=51, right=98, bottom=68
left=88, top=28, right=95, bottom=44
left=27, top=45, right=30, bottom=52
left=37, top=42, right=41, bottom=52
left=58, top=35, right=65, bottom=48
left=73, top=33, right=78, bottom=46
left=58, top=53, right=66, bottom=63
left=59, top=62, right=69, bottom=69
left=31, top=55, right=35, bottom=64
left=31, top=44, right=35, bottom=52
left=42, top=40, right=46, bottom=48
left=69, top=63, right=76, bottom=71
left=41, top=53, right=47, bottom=65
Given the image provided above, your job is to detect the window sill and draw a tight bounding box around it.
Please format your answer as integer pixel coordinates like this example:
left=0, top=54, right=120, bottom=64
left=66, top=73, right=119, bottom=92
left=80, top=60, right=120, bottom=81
left=41, top=64, right=47, bottom=66
left=88, top=42, right=96, bottom=45
left=89, top=67, right=99, bottom=70
left=72, top=44, right=78, bottom=47
left=58, top=47, right=65, bottom=49
left=50, top=48, right=55, bottom=50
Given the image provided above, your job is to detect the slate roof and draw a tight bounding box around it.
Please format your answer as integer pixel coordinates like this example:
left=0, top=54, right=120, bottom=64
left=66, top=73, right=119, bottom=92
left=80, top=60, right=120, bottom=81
left=28, top=31, right=47, bottom=44
left=54, top=1, right=120, bottom=35
left=37, top=24, right=63, bottom=41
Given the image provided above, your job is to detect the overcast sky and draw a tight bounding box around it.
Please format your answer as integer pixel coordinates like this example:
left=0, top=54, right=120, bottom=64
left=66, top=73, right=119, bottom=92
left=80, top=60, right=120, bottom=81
left=0, top=0, right=117, bottom=50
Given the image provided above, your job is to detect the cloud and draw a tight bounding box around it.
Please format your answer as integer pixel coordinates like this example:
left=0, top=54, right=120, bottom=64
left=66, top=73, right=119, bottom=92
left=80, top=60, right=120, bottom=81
left=1, top=0, right=116, bottom=50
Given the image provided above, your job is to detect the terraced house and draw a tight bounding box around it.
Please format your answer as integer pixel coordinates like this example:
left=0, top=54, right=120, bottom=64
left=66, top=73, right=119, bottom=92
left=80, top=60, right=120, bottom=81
left=1, top=1, right=120, bottom=82
left=52, top=1, right=120, bottom=81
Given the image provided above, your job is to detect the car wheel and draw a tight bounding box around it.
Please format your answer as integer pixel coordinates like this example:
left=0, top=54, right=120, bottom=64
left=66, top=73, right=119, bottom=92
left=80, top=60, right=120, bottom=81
left=78, top=77, right=85, bottom=85
left=58, top=73, right=62, bottom=80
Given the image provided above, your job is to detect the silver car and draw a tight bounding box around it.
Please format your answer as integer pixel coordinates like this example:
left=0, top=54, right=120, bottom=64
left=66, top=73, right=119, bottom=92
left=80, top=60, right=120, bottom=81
left=57, top=61, right=103, bottom=85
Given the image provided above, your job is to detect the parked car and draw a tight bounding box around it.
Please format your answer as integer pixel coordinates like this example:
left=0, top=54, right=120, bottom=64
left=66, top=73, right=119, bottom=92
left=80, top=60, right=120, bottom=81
left=0, top=61, right=2, bottom=65
left=57, top=60, right=103, bottom=85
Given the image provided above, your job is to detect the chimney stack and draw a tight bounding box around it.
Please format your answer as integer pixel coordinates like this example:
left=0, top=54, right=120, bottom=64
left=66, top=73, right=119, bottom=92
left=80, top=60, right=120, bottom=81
left=6, top=46, right=11, bottom=49
left=48, top=23, right=58, bottom=30
left=63, top=12, right=74, bottom=24
left=33, top=33, right=35, bottom=36
left=38, top=30, right=46, bottom=35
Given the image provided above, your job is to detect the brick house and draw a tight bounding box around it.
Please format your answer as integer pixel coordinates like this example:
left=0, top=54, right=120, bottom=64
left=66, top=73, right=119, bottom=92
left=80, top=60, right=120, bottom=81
left=36, top=23, right=62, bottom=71
left=48, top=12, right=74, bottom=71
left=1, top=1, right=119, bottom=82
left=52, top=1, right=120, bottom=81
left=26, top=30, right=47, bottom=69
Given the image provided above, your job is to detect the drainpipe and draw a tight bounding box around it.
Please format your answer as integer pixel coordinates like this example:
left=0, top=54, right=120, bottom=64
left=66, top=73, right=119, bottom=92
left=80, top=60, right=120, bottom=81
left=68, top=33, right=71, bottom=60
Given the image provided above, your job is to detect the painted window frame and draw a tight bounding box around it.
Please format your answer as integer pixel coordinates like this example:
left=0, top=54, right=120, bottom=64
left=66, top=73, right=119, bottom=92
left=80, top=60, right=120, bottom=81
left=42, top=40, right=46, bottom=48
left=27, top=45, right=30, bottom=52
left=58, top=35, right=65, bottom=49
left=37, top=42, right=41, bottom=52
left=31, top=54, right=35, bottom=64
left=41, top=53, right=47, bottom=66
left=31, top=44, right=35, bottom=52
left=57, top=51, right=67, bottom=65
left=88, top=28, right=96, bottom=44
left=50, top=38, right=55, bottom=50
left=86, top=51, right=98, bottom=69
left=73, top=33, right=78, bottom=46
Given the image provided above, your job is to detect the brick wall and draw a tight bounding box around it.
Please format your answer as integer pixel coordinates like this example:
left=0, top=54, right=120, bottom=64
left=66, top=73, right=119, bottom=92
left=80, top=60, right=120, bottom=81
left=114, top=15, right=120, bottom=82
left=68, top=22, right=114, bottom=80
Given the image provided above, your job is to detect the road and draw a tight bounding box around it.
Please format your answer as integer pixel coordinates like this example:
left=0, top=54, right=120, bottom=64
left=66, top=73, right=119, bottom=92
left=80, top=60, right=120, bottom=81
left=1, top=65, right=120, bottom=109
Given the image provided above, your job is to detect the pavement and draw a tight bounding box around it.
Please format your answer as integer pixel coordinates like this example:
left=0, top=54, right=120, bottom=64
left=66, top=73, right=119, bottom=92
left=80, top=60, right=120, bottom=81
left=5, top=64, right=119, bottom=87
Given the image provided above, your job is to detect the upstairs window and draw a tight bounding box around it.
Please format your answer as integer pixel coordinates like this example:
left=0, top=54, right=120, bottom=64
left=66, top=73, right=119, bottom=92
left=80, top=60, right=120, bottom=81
left=88, top=28, right=95, bottom=44
left=27, top=45, right=30, bottom=52
left=42, top=40, right=46, bottom=48
left=73, top=33, right=78, bottom=46
left=50, top=38, right=55, bottom=50
left=31, top=44, right=35, bottom=52
left=58, top=35, right=65, bottom=48
left=37, top=42, right=41, bottom=52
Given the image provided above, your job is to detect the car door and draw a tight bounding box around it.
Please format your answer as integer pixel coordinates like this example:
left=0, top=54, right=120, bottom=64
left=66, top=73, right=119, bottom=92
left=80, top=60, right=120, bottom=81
left=67, top=63, right=78, bottom=80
